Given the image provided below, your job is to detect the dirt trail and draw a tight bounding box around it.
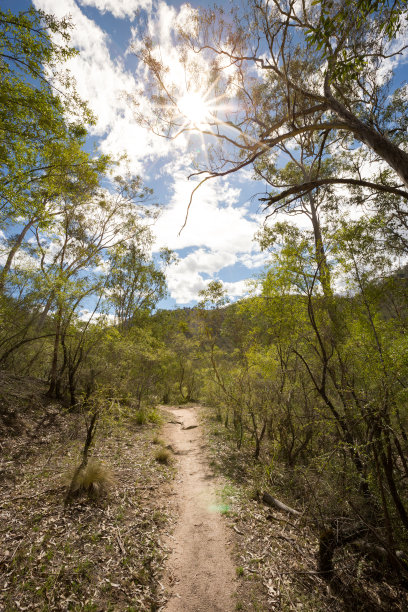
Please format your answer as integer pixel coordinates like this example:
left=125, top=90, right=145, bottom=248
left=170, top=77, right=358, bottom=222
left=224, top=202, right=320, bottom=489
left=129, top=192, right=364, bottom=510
left=161, top=406, right=236, bottom=612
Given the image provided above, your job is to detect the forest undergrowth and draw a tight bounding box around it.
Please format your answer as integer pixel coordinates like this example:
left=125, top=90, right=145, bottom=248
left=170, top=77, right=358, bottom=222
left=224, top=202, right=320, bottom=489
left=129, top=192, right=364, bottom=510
left=2, top=372, right=408, bottom=611
left=203, top=411, right=408, bottom=612
left=3, top=2, right=408, bottom=610
left=0, top=373, right=174, bottom=611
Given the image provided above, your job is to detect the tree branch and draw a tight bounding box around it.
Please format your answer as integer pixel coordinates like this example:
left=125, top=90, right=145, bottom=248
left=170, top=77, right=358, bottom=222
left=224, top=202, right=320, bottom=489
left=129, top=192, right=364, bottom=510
left=260, top=178, right=408, bottom=207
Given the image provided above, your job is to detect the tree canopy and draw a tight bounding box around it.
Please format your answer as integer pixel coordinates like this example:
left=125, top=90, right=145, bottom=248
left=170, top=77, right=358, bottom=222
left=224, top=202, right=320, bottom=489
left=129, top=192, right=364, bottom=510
left=138, top=0, right=408, bottom=211
left=0, top=5, right=170, bottom=403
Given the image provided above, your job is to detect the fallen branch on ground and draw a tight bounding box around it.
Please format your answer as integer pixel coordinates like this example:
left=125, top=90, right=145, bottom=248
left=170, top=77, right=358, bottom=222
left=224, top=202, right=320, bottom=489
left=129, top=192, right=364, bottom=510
left=262, top=492, right=301, bottom=516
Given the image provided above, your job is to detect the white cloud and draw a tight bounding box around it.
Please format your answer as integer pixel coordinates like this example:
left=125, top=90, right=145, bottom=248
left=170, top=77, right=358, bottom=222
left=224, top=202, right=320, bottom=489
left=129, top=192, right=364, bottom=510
left=223, top=279, right=250, bottom=298
left=152, top=167, right=260, bottom=253
left=34, top=0, right=173, bottom=173
left=31, top=0, right=267, bottom=306
left=0, top=231, right=8, bottom=267
left=147, top=162, right=267, bottom=303
left=267, top=210, right=314, bottom=231
left=238, top=251, right=269, bottom=269
left=165, top=262, right=205, bottom=304
left=78, top=0, right=152, bottom=19
left=165, top=251, right=253, bottom=304
left=164, top=248, right=233, bottom=304
left=13, top=250, right=38, bottom=272
left=78, top=308, right=115, bottom=322
left=375, top=20, right=408, bottom=86
left=176, top=248, right=237, bottom=275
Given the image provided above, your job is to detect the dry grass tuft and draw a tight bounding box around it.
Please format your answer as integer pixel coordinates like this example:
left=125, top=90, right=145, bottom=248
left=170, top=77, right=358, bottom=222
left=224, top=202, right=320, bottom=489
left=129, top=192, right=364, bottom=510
left=154, top=447, right=172, bottom=465
left=66, top=459, right=115, bottom=498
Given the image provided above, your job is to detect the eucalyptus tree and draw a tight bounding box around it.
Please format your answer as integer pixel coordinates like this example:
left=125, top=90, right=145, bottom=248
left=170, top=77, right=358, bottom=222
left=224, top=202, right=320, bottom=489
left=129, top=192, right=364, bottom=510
left=107, top=241, right=169, bottom=330
left=332, top=218, right=408, bottom=532
left=198, top=282, right=276, bottom=457
left=137, top=0, right=408, bottom=210
left=0, top=5, right=94, bottom=196
left=0, top=141, right=109, bottom=293
left=256, top=212, right=408, bottom=561
left=43, top=176, right=156, bottom=397
left=0, top=6, right=176, bottom=416
left=0, top=5, right=110, bottom=291
left=0, top=174, right=156, bottom=397
left=150, top=308, right=204, bottom=404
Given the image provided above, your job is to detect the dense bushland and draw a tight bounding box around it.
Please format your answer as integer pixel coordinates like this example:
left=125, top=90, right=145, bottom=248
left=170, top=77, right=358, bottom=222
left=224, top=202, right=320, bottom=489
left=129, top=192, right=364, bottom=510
left=2, top=2, right=408, bottom=608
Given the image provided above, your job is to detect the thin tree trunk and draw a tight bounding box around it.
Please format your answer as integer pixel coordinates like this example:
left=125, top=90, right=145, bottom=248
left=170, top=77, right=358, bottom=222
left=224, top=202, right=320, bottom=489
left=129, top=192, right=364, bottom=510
left=0, top=219, right=36, bottom=292
left=47, top=307, right=63, bottom=398
left=65, top=411, right=99, bottom=505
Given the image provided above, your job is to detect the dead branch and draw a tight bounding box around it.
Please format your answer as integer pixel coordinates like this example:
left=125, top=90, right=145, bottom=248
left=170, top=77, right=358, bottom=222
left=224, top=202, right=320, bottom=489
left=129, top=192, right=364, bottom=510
left=262, top=491, right=301, bottom=516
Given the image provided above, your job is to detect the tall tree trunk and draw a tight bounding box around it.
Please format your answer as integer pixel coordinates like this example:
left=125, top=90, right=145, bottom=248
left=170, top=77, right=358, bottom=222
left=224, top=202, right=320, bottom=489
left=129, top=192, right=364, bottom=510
left=325, top=88, right=408, bottom=188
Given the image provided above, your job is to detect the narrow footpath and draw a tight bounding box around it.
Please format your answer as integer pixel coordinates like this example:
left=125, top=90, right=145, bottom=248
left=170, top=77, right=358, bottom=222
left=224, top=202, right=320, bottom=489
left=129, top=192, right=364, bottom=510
left=161, top=406, right=236, bottom=612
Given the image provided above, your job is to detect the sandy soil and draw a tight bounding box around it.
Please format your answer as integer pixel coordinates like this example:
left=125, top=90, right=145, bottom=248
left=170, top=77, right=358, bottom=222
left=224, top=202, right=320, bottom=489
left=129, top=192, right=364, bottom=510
left=161, top=406, right=237, bottom=612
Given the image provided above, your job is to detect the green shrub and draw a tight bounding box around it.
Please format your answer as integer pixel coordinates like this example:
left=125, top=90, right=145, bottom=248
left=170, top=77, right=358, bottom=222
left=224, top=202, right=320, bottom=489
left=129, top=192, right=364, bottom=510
left=134, top=409, right=148, bottom=425
left=147, top=409, right=162, bottom=424
left=134, top=408, right=162, bottom=425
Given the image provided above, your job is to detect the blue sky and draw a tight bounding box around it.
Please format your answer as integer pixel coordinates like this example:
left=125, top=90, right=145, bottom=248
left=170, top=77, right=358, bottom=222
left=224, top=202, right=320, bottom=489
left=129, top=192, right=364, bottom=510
left=7, top=1, right=408, bottom=310
left=7, top=0, right=272, bottom=309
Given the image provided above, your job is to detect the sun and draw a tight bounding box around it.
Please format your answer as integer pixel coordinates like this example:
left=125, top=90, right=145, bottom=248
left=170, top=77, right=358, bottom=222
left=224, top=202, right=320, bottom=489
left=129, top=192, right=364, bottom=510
left=177, top=91, right=211, bottom=126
